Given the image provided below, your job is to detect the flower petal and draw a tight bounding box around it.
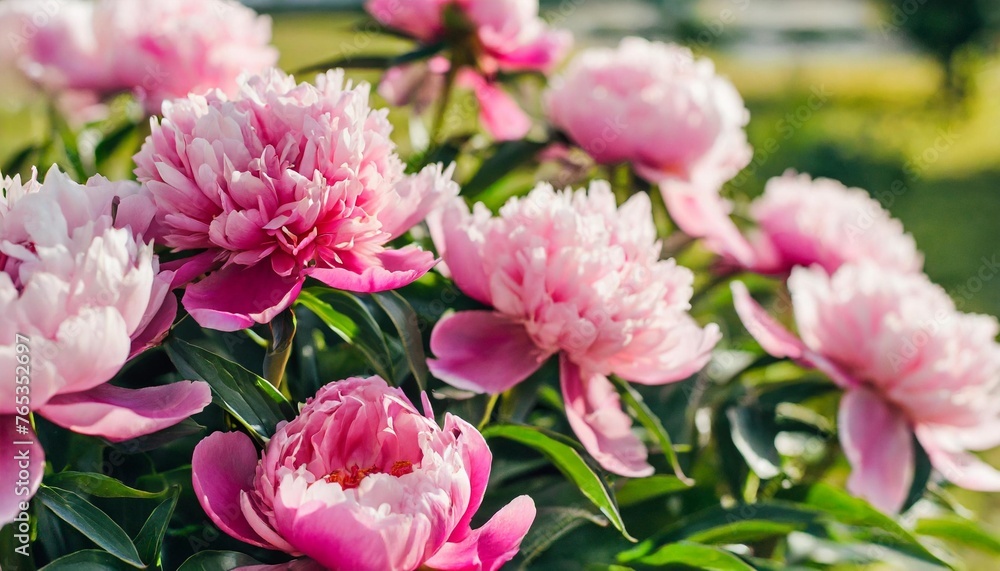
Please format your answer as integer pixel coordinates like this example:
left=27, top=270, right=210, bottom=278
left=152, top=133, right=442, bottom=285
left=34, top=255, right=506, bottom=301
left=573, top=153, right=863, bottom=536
left=0, top=416, right=43, bottom=526
left=839, top=388, right=914, bottom=513
left=730, top=281, right=805, bottom=360
left=423, top=495, right=537, bottom=571
left=308, top=246, right=436, bottom=294
left=560, top=357, right=653, bottom=478
left=444, top=414, right=493, bottom=542
left=916, top=425, right=1000, bottom=492
left=183, top=262, right=303, bottom=331
left=38, top=381, right=211, bottom=442
left=428, top=311, right=549, bottom=394
left=192, top=431, right=274, bottom=550
left=459, top=72, right=532, bottom=141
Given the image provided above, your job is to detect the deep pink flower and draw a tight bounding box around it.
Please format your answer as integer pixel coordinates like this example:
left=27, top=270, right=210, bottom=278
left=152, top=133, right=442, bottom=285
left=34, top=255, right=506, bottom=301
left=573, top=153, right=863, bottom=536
left=732, top=264, right=1000, bottom=512
left=0, top=166, right=210, bottom=525
left=682, top=171, right=924, bottom=276
left=0, top=0, right=276, bottom=113
left=544, top=37, right=752, bottom=255
left=192, top=376, right=535, bottom=571
left=366, top=0, right=571, bottom=74
left=427, top=181, right=720, bottom=476
left=135, top=69, right=459, bottom=331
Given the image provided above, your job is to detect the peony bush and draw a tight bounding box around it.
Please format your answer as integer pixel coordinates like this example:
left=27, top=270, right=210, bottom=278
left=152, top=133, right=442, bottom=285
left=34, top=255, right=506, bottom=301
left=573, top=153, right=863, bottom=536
left=1, top=1, right=998, bottom=570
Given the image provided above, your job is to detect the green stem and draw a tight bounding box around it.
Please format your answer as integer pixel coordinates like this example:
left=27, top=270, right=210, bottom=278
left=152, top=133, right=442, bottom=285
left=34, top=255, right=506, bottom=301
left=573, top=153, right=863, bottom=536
left=478, top=393, right=500, bottom=431
left=429, top=58, right=459, bottom=146
left=611, top=163, right=634, bottom=204
left=263, top=309, right=297, bottom=389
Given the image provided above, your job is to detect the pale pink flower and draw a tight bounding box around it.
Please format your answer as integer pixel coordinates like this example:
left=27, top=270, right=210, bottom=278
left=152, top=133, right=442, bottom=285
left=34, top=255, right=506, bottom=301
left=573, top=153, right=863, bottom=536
left=544, top=37, right=752, bottom=256
left=366, top=0, right=571, bottom=74
left=192, top=376, right=535, bottom=571
left=684, top=171, right=924, bottom=276
left=0, top=166, right=210, bottom=525
left=135, top=69, right=459, bottom=331
left=427, top=181, right=720, bottom=476
left=732, top=264, right=1000, bottom=513
left=0, top=0, right=276, bottom=113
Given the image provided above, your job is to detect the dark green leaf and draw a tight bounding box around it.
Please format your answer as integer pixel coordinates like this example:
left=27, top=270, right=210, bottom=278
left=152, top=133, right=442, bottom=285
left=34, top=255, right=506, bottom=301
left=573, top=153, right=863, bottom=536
left=515, top=507, right=609, bottom=566
left=611, top=376, right=692, bottom=484
left=372, top=291, right=429, bottom=390
left=164, top=337, right=295, bottom=440
left=686, top=520, right=805, bottom=545
left=48, top=106, right=87, bottom=181
left=36, top=486, right=143, bottom=568
left=94, top=122, right=140, bottom=170
left=902, top=435, right=933, bottom=512
left=40, top=550, right=135, bottom=570
left=3, top=143, right=43, bottom=177
left=45, top=472, right=168, bottom=500
left=915, top=515, right=1000, bottom=555
left=616, top=475, right=690, bottom=508
left=727, top=406, right=782, bottom=480
left=134, top=488, right=180, bottom=566
left=481, top=424, right=634, bottom=541
left=295, top=42, right=445, bottom=75
left=297, top=288, right=394, bottom=381
left=107, top=419, right=205, bottom=454
left=175, top=551, right=262, bottom=571
left=462, top=140, right=546, bottom=198
left=636, top=542, right=755, bottom=570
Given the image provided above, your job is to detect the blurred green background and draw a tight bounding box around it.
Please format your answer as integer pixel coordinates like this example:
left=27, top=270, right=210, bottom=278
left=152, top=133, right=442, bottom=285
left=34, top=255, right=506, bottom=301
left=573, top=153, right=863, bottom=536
left=1, top=0, right=998, bottom=565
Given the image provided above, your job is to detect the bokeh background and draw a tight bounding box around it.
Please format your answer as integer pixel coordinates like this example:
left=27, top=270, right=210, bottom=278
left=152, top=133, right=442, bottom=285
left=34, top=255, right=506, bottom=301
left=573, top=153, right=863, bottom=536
left=1, top=0, right=998, bottom=566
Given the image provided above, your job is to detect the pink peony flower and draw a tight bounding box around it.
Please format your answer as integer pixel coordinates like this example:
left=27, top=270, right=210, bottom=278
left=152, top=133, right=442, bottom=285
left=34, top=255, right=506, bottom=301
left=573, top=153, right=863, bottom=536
left=427, top=181, right=721, bottom=476
left=192, top=376, right=536, bottom=571
left=0, top=0, right=276, bottom=113
left=0, top=166, right=211, bottom=525
left=135, top=69, right=460, bottom=331
left=682, top=171, right=924, bottom=276
left=732, top=264, right=1000, bottom=513
left=544, top=37, right=752, bottom=257
left=366, top=0, right=571, bottom=74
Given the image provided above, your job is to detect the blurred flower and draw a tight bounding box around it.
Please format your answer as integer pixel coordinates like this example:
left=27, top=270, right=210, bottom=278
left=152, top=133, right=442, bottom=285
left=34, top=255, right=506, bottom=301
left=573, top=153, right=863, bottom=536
left=732, top=264, right=1000, bottom=513
left=544, top=37, right=752, bottom=255
left=0, top=166, right=210, bottom=525
left=368, top=0, right=570, bottom=141
left=135, top=68, right=459, bottom=331
left=0, top=0, right=276, bottom=114
left=366, top=0, right=571, bottom=75
left=428, top=181, right=720, bottom=476
left=192, top=376, right=535, bottom=571
left=691, top=171, right=924, bottom=276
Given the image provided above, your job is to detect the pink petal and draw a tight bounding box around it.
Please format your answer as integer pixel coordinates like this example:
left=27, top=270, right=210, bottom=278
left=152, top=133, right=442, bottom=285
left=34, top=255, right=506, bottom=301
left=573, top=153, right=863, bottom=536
left=560, top=357, right=653, bottom=478
left=428, top=311, right=549, bottom=394
left=838, top=388, right=914, bottom=513
left=916, top=426, right=1000, bottom=492
left=459, top=72, right=532, bottom=141
left=38, top=381, right=211, bottom=442
left=192, top=431, right=274, bottom=550
left=308, top=246, right=436, bottom=294
left=427, top=199, right=492, bottom=305
left=424, top=495, right=537, bottom=571
left=730, top=281, right=805, bottom=360
left=162, top=250, right=221, bottom=288
left=128, top=277, right=178, bottom=359
left=444, top=414, right=493, bottom=542
left=0, top=416, right=43, bottom=526
left=183, top=263, right=303, bottom=331
left=661, top=183, right=755, bottom=267
left=380, top=163, right=459, bottom=239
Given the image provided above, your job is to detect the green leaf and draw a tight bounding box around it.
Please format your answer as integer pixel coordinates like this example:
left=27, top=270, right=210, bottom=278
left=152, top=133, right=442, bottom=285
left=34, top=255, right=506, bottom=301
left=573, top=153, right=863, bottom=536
left=176, top=550, right=262, bottom=571
left=40, top=550, right=136, bottom=570
left=616, top=475, right=691, bottom=508
left=686, top=520, right=805, bottom=545
left=3, top=143, right=42, bottom=177
left=515, top=507, right=609, bottom=566
left=48, top=106, right=88, bottom=181
left=481, top=424, right=634, bottom=541
left=164, top=337, right=295, bottom=440
left=915, top=515, right=1000, bottom=555
left=372, top=291, right=429, bottom=391
left=296, top=42, right=445, bottom=75
left=726, top=406, right=782, bottom=480
left=36, top=486, right=143, bottom=568
left=134, top=488, right=180, bottom=566
left=636, top=542, right=754, bottom=570
left=462, top=140, right=546, bottom=198
left=45, top=472, right=168, bottom=500
left=297, top=288, right=394, bottom=381
left=94, top=121, right=140, bottom=170
left=611, top=376, right=692, bottom=484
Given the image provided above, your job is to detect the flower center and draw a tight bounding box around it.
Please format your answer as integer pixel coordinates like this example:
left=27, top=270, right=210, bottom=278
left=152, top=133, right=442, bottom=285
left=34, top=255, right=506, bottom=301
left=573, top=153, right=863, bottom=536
left=324, top=461, right=414, bottom=490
